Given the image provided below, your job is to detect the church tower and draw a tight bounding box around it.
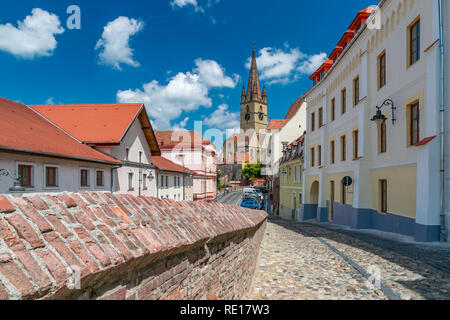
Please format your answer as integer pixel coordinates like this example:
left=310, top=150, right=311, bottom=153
left=240, top=49, right=268, bottom=133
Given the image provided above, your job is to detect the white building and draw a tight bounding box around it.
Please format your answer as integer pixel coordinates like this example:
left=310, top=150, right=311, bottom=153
left=156, top=131, right=217, bottom=201
left=302, top=0, right=449, bottom=242
left=152, top=155, right=194, bottom=201
left=30, top=103, right=161, bottom=197
left=0, top=97, right=120, bottom=194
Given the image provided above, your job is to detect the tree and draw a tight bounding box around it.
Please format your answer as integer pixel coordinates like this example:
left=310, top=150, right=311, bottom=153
left=241, top=161, right=263, bottom=179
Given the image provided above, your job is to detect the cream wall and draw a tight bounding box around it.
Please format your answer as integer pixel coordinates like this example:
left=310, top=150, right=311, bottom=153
left=279, top=159, right=303, bottom=220
left=302, top=0, right=442, bottom=240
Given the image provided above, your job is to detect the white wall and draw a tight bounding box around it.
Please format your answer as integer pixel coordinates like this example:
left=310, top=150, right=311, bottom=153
left=0, top=152, right=114, bottom=194
left=105, top=119, right=157, bottom=197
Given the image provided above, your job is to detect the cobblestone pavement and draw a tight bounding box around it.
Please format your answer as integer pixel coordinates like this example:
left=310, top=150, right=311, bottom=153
left=244, top=217, right=450, bottom=300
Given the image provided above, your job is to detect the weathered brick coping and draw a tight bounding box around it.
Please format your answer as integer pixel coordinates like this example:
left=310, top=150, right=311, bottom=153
left=0, top=192, right=267, bottom=300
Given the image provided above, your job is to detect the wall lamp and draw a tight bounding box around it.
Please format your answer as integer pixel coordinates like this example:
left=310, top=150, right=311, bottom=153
left=371, top=99, right=396, bottom=126
left=0, top=169, right=26, bottom=193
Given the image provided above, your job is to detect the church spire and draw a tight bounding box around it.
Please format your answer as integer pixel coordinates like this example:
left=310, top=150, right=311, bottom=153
left=246, top=45, right=262, bottom=102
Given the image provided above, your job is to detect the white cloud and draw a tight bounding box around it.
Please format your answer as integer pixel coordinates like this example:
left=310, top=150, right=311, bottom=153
left=173, top=117, right=190, bottom=130
left=117, top=58, right=238, bottom=130
left=95, top=16, right=144, bottom=70
left=171, top=0, right=204, bottom=12
left=45, top=97, right=55, bottom=104
left=0, top=8, right=64, bottom=59
left=297, top=53, right=328, bottom=75
left=204, top=104, right=240, bottom=131
left=247, top=46, right=327, bottom=84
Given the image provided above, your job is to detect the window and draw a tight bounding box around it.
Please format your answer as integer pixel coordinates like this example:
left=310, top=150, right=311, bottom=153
left=294, top=166, right=297, bottom=182
left=409, top=19, right=420, bottom=66
left=378, top=52, right=386, bottom=88
left=311, top=112, right=315, bottom=131
left=318, top=107, right=323, bottom=127
left=341, top=181, right=347, bottom=205
left=45, top=167, right=58, bottom=188
left=353, top=130, right=359, bottom=159
left=353, top=77, right=360, bottom=106
left=330, top=140, right=335, bottom=164
left=125, top=148, right=130, bottom=161
left=166, top=176, right=169, bottom=188
left=410, top=102, right=420, bottom=145
left=380, top=121, right=387, bottom=153
left=380, top=179, right=388, bottom=213
left=139, top=151, right=142, bottom=163
left=331, top=98, right=336, bottom=122
left=318, top=145, right=322, bottom=167
left=341, top=135, right=346, bottom=161
left=160, top=175, right=164, bottom=187
left=298, top=166, right=302, bottom=182
left=341, top=88, right=347, bottom=114
left=96, top=170, right=104, bottom=187
left=321, top=70, right=325, bottom=80
left=18, top=164, right=33, bottom=188
left=174, top=176, right=177, bottom=187
left=298, top=193, right=303, bottom=205
left=310, top=147, right=315, bottom=167
left=313, top=79, right=317, bottom=86
left=128, top=173, right=133, bottom=191
left=80, top=169, right=89, bottom=187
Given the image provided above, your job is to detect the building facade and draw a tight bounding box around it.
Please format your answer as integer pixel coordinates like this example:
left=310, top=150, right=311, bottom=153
left=0, top=97, right=121, bottom=194
left=152, top=155, right=194, bottom=201
left=278, top=135, right=304, bottom=220
left=30, top=103, right=161, bottom=198
left=302, top=0, right=448, bottom=242
left=156, top=131, right=217, bottom=201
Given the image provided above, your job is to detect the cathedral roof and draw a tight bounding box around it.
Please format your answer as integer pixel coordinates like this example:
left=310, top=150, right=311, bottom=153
left=246, top=50, right=262, bottom=102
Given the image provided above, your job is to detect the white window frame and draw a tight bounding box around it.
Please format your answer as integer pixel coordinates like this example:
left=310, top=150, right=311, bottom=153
left=43, top=164, right=60, bottom=190
left=79, top=168, right=91, bottom=189
left=16, top=161, right=36, bottom=190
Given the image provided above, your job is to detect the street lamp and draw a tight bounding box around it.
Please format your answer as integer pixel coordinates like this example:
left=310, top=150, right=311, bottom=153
left=371, top=99, right=396, bottom=126
left=0, top=169, right=26, bottom=193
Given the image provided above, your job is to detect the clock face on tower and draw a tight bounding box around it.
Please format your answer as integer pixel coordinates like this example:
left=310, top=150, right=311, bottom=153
left=245, top=113, right=251, bottom=121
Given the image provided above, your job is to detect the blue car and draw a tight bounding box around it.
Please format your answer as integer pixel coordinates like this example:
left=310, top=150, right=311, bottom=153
left=240, top=199, right=259, bottom=209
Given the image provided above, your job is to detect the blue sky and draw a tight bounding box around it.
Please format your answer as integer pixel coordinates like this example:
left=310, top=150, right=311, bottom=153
left=0, top=0, right=375, bottom=137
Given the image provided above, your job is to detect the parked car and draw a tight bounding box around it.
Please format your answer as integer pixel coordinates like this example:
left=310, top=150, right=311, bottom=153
left=241, top=199, right=259, bottom=209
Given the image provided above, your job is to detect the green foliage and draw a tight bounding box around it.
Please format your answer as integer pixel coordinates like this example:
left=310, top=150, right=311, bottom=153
left=241, top=161, right=263, bottom=179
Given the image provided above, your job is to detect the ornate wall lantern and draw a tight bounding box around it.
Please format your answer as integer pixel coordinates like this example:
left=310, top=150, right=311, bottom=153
left=0, top=169, right=26, bottom=193
left=371, top=99, right=396, bottom=125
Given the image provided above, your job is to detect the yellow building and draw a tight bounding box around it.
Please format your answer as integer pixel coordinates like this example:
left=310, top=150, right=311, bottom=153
left=278, top=135, right=304, bottom=220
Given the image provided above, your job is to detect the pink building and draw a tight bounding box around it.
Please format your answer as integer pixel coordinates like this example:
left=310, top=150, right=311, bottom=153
left=156, top=131, right=217, bottom=201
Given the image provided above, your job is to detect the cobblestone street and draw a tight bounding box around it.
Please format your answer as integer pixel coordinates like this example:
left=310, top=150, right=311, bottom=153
left=244, top=216, right=450, bottom=300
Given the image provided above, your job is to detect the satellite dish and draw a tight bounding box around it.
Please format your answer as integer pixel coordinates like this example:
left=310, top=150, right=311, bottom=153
left=342, top=176, right=353, bottom=187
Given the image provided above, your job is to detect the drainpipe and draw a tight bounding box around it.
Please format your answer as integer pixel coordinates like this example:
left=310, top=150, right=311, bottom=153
left=438, top=0, right=447, bottom=241
left=110, top=166, right=120, bottom=193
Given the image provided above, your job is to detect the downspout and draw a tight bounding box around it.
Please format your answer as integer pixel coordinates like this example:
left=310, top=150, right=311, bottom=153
left=110, top=166, right=120, bottom=193
left=438, top=0, right=447, bottom=241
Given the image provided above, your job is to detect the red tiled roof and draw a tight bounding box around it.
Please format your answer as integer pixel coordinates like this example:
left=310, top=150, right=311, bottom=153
left=0, top=97, right=121, bottom=165
left=267, top=119, right=288, bottom=130
left=30, top=103, right=143, bottom=144
left=284, top=97, right=303, bottom=120
left=152, top=156, right=194, bottom=174
left=283, top=134, right=305, bottom=152
left=156, top=131, right=214, bottom=149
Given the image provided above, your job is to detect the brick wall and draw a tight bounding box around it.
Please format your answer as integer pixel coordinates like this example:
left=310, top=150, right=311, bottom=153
left=0, top=192, right=267, bottom=300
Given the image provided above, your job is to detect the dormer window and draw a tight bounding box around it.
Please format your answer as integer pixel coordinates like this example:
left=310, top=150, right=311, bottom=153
left=321, top=70, right=325, bottom=79
left=313, top=79, right=317, bottom=86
